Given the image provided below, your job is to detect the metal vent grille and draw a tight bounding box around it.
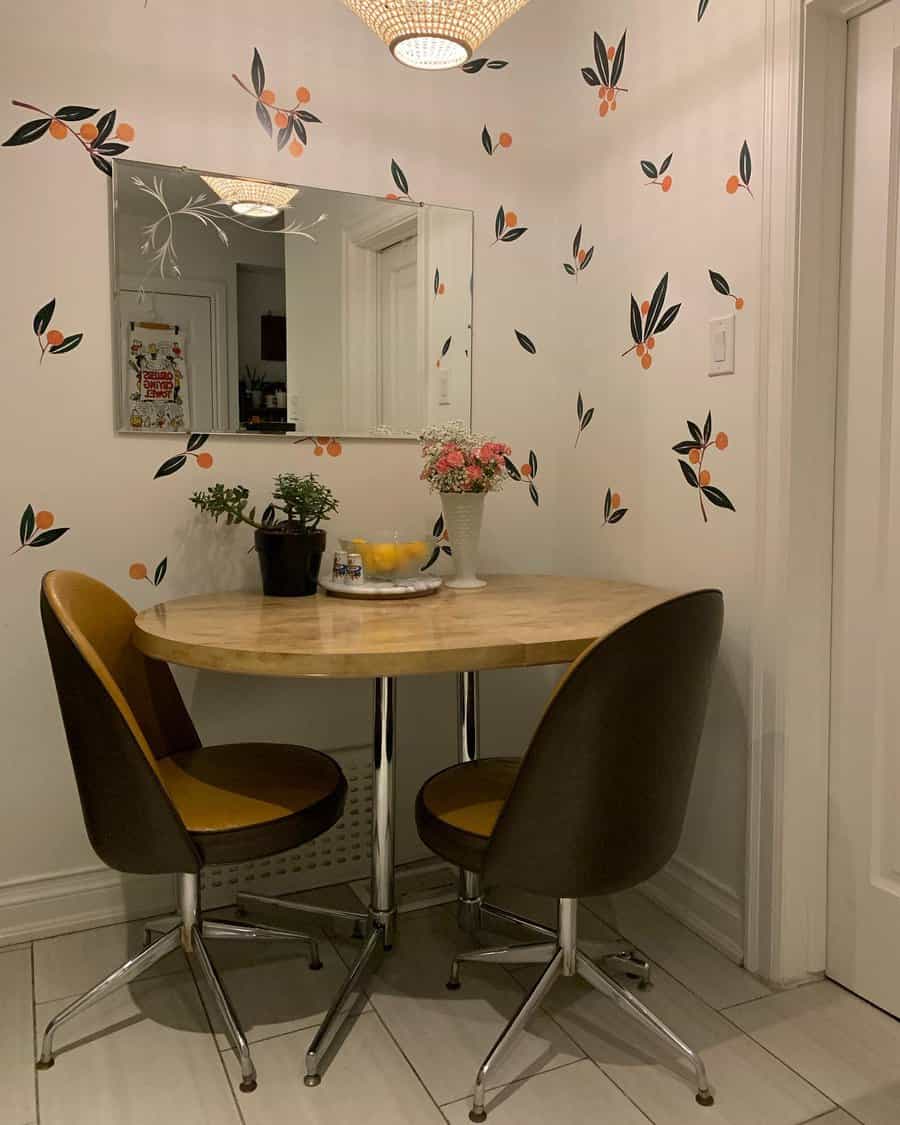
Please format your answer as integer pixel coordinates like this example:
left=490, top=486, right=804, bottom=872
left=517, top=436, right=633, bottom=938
left=200, top=748, right=373, bottom=909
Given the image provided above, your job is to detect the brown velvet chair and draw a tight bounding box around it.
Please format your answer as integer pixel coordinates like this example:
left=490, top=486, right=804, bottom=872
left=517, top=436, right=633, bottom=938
left=416, top=589, right=724, bottom=1122
left=37, top=570, right=368, bottom=1092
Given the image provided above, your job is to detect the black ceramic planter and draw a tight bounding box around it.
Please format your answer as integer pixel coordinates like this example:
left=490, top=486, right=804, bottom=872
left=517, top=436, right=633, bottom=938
left=254, top=528, right=326, bottom=597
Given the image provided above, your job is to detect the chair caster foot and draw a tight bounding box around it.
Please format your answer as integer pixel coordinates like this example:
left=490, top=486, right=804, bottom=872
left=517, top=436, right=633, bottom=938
left=239, top=1078, right=258, bottom=1093
left=469, top=1109, right=487, bottom=1123
left=446, top=979, right=461, bottom=991
left=309, top=959, right=323, bottom=971
left=696, top=1090, right=714, bottom=1107
left=636, top=978, right=652, bottom=991
left=304, top=1073, right=322, bottom=1088
left=35, top=1057, right=54, bottom=1071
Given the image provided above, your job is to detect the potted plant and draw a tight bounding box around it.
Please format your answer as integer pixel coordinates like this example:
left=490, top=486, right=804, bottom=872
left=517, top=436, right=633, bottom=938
left=190, top=473, right=339, bottom=597
left=419, top=421, right=511, bottom=590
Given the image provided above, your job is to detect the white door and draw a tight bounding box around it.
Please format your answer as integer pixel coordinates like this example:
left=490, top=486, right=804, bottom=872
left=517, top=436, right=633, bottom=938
left=119, top=287, right=216, bottom=432
left=828, top=0, right=900, bottom=1017
left=377, top=236, right=420, bottom=431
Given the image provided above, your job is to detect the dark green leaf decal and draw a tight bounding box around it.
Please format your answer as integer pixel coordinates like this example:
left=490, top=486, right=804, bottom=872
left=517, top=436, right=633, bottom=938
left=486, top=60, right=508, bottom=69
left=54, top=105, right=97, bottom=121
left=481, top=125, right=493, bottom=155
left=3, top=118, right=51, bottom=146
left=630, top=296, right=643, bottom=344
left=655, top=304, right=681, bottom=333
left=604, top=489, right=612, bottom=521
left=462, top=58, right=488, bottom=73
left=564, top=263, right=577, bottom=276
left=703, top=411, right=712, bottom=443
left=504, top=456, right=522, bottom=482
left=29, top=527, right=70, bottom=548
left=702, top=485, right=734, bottom=510
left=672, top=440, right=702, bottom=455
left=659, top=153, right=673, bottom=175
left=528, top=482, right=540, bottom=507
left=610, top=30, right=627, bottom=88
left=515, top=330, right=536, bottom=354
left=593, top=33, right=611, bottom=87
left=153, top=557, right=168, bottom=586
left=391, top=158, right=409, bottom=195
left=434, top=268, right=440, bottom=297
left=19, top=505, right=34, bottom=546
left=421, top=546, right=440, bottom=571
left=709, top=270, right=731, bottom=296
left=186, top=432, right=209, bottom=452
left=494, top=205, right=505, bottom=240
left=608, top=509, right=627, bottom=524
left=255, top=99, right=272, bottom=137
left=441, top=336, right=452, bottom=357
left=577, top=392, right=584, bottom=422
left=251, top=48, right=265, bottom=95
left=93, top=111, right=115, bottom=147
left=154, top=454, right=188, bottom=479
left=645, top=273, right=668, bottom=338
left=581, top=67, right=600, bottom=86
left=698, top=0, right=711, bottom=20
left=688, top=420, right=704, bottom=443
left=48, top=333, right=83, bottom=355
left=678, top=460, right=699, bottom=488
left=580, top=246, right=594, bottom=270
left=33, top=299, right=55, bottom=337
left=293, top=117, right=308, bottom=145
left=529, top=450, right=538, bottom=477
left=740, top=140, right=752, bottom=187
left=90, top=152, right=113, bottom=176
left=432, top=513, right=444, bottom=538
left=641, top=160, right=658, bottom=179
left=276, top=123, right=292, bottom=151
left=573, top=225, right=582, bottom=258
left=501, top=227, right=527, bottom=242
left=296, top=110, right=321, bottom=123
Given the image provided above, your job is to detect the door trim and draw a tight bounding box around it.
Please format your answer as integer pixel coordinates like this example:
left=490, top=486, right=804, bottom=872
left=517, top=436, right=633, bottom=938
left=748, top=0, right=885, bottom=985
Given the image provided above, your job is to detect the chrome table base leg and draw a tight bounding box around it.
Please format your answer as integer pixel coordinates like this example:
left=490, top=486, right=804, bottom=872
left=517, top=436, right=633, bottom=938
left=457, top=671, right=483, bottom=933
left=201, top=918, right=322, bottom=969
left=304, top=675, right=398, bottom=1087
left=36, top=924, right=182, bottom=1069
left=235, top=891, right=368, bottom=939
left=303, top=925, right=382, bottom=1086
left=479, top=902, right=557, bottom=941
left=447, top=941, right=557, bottom=989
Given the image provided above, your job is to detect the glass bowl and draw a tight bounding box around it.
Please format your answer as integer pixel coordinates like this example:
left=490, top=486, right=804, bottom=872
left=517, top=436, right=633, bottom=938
left=339, top=532, right=431, bottom=581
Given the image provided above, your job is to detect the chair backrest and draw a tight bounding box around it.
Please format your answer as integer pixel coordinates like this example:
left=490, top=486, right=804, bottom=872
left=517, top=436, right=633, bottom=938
left=483, top=590, right=724, bottom=899
left=40, top=570, right=202, bottom=874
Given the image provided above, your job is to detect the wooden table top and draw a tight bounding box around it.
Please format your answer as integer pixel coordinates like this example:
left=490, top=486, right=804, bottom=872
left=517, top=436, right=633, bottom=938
left=133, top=574, right=680, bottom=679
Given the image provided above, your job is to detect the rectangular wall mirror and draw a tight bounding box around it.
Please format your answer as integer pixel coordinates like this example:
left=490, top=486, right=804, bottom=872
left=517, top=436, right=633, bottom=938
left=111, top=159, right=474, bottom=438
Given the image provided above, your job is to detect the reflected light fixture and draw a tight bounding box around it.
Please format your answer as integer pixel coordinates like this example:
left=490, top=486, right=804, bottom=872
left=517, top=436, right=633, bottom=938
left=200, top=175, right=299, bottom=219
left=342, top=1, right=530, bottom=71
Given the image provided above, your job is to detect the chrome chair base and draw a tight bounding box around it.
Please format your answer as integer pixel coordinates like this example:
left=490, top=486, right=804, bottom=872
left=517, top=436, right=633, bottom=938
left=36, top=873, right=366, bottom=1093
left=450, top=898, right=713, bottom=1123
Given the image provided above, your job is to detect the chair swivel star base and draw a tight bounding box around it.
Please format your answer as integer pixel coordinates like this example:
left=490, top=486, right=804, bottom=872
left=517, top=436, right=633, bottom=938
left=449, top=899, right=713, bottom=1123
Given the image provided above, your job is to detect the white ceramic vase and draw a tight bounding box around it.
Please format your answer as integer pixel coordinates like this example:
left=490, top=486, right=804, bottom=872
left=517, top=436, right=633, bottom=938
left=441, top=491, right=487, bottom=590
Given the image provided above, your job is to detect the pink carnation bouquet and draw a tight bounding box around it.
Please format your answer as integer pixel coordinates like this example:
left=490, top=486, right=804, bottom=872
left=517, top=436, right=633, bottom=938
left=419, top=421, right=512, bottom=494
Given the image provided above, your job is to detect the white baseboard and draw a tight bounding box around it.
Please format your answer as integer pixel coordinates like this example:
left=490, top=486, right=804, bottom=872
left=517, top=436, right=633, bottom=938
left=640, top=854, right=745, bottom=964
left=0, top=867, right=176, bottom=948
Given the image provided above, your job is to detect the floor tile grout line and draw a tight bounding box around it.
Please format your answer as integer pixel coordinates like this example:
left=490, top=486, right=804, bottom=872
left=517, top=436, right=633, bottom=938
left=436, top=1055, right=589, bottom=1112
left=714, top=1000, right=843, bottom=1113
left=366, top=1001, right=450, bottom=1119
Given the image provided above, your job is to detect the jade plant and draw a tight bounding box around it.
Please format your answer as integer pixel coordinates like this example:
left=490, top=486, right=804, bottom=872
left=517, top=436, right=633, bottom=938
left=190, top=473, right=339, bottom=533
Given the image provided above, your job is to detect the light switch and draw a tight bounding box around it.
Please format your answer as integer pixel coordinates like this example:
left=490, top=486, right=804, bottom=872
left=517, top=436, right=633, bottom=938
left=439, top=371, right=451, bottom=406
left=708, top=315, right=735, bottom=376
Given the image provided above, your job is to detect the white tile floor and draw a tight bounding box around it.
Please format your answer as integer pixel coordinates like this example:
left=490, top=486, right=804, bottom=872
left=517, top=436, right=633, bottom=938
left=1, top=880, right=893, bottom=1125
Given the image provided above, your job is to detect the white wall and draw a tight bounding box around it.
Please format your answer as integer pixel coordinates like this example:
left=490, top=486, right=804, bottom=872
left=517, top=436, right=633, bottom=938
left=1, top=0, right=766, bottom=957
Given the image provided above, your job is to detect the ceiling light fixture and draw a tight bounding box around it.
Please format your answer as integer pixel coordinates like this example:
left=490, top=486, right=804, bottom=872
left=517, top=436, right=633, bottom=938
left=342, top=1, right=530, bottom=71
left=200, top=176, right=299, bottom=219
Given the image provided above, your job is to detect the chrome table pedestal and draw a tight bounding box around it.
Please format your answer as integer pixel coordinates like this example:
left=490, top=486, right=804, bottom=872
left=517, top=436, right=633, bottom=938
left=456, top=670, right=484, bottom=933
left=301, top=675, right=397, bottom=1086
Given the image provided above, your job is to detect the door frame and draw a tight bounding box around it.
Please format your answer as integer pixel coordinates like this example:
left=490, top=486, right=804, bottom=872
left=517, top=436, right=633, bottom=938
left=748, top=0, right=887, bottom=984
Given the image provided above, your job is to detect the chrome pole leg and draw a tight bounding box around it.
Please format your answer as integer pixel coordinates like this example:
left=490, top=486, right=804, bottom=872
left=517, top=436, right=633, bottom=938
left=304, top=676, right=397, bottom=1088
left=468, top=949, right=564, bottom=1123
left=447, top=942, right=557, bottom=990
left=479, top=902, right=557, bottom=941
left=191, top=924, right=257, bottom=1093
left=36, top=924, right=182, bottom=1069
left=235, top=891, right=368, bottom=938
left=370, top=675, right=397, bottom=948
left=575, top=951, right=714, bottom=1106
left=457, top=670, right=483, bottom=933
left=304, top=925, right=381, bottom=1087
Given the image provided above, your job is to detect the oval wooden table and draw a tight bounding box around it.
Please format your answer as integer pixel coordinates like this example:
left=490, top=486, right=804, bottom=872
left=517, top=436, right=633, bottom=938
left=134, top=574, right=677, bottom=1084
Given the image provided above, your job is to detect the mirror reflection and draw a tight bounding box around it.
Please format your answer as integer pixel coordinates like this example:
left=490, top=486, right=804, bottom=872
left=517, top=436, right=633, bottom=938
left=112, top=160, right=474, bottom=438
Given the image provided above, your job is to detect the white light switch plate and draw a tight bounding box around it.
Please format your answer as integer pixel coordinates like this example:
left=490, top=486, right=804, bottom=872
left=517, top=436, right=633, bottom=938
left=439, top=370, right=451, bottom=406
left=708, top=314, right=735, bottom=376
